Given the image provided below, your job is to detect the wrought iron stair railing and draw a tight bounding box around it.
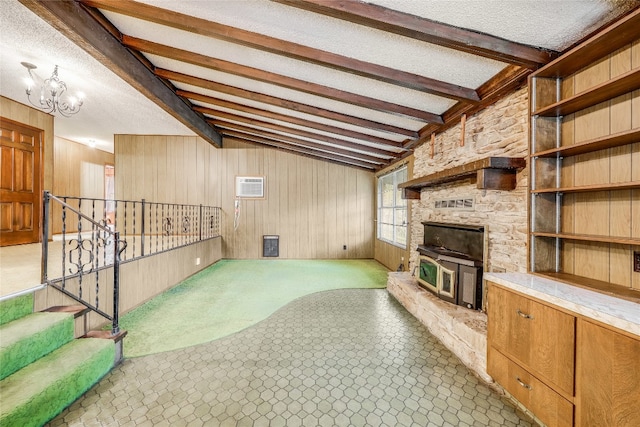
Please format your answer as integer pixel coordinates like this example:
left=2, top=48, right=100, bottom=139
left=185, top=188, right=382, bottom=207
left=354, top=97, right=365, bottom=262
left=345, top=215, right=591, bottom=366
left=41, top=192, right=222, bottom=334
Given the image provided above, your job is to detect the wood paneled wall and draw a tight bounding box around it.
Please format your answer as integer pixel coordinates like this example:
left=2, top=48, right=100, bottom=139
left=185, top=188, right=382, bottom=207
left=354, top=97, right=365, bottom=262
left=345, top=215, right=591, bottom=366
left=374, top=157, right=413, bottom=271
left=52, top=136, right=114, bottom=198
left=560, top=41, right=640, bottom=289
left=34, top=238, right=222, bottom=331
left=51, top=136, right=114, bottom=234
left=114, top=135, right=375, bottom=259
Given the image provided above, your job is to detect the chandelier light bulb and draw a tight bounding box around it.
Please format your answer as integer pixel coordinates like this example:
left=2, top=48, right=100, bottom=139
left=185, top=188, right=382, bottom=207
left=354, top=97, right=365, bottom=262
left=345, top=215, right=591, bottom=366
left=20, top=62, right=84, bottom=118
left=23, top=76, right=34, bottom=91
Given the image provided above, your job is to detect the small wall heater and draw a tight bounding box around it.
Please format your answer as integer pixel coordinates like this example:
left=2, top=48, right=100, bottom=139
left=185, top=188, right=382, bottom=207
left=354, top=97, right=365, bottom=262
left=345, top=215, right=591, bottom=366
left=263, top=235, right=279, bottom=257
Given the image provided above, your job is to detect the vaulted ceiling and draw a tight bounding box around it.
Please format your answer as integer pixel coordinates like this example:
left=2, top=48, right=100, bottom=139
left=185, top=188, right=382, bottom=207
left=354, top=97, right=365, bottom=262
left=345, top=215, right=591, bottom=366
left=7, top=0, right=639, bottom=171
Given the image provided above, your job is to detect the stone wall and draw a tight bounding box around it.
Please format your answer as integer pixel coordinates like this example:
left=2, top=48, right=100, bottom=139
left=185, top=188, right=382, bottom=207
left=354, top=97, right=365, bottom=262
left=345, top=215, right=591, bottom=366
left=409, top=86, right=529, bottom=275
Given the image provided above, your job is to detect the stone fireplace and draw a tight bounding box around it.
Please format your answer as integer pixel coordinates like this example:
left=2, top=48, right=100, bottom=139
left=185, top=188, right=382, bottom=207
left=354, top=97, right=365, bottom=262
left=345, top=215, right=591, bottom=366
left=407, top=86, right=530, bottom=277
left=386, top=86, right=531, bottom=383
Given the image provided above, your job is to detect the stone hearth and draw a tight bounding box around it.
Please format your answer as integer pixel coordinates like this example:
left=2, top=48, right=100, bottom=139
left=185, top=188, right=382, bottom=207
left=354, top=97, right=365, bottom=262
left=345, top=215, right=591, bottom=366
left=387, top=272, right=490, bottom=383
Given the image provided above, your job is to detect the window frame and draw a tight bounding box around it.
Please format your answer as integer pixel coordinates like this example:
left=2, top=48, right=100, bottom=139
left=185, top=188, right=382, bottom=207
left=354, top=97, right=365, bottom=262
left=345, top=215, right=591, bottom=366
left=376, top=165, right=408, bottom=249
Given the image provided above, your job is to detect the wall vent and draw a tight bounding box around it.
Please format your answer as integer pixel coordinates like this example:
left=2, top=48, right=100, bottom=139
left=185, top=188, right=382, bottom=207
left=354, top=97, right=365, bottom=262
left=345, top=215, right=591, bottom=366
left=236, top=176, right=264, bottom=198
left=434, top=197, right=474, bottom=211
left=263, top=235, right=279, bottom=257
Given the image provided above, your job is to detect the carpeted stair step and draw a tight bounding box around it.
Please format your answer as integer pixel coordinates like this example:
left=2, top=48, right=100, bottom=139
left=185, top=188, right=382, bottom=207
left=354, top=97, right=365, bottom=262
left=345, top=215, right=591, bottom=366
left=42, top=304, right=92, bottom=318
left=43, top=305, right=92, bottom=337
left=0, top=312, right=74, bottom=380
left=83, top=329, right=128, bottom=341
left=83, top=329, right=128, bottom=365
left=0, top=293, right=34, bottom=326
left=0, top=337, right=115, bottom=427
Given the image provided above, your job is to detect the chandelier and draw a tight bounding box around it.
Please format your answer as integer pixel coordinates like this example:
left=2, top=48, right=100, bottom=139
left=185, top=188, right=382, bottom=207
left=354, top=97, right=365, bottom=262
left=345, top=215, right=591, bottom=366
left=21, top=62, right=84, bottom=117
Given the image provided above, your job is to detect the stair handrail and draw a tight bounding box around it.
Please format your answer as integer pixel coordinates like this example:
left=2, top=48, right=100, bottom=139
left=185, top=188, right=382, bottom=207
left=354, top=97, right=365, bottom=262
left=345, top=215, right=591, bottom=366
left=42, top=191, right=126, bottom=335
left=41, top=192, right=222, bottom=335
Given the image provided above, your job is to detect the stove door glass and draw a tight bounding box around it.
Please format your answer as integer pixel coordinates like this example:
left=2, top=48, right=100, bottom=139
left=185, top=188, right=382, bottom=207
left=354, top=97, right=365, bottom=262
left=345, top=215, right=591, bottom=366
left=417, top=256, right=439, bottom=292
left=439, top=264, right=456, bottom=300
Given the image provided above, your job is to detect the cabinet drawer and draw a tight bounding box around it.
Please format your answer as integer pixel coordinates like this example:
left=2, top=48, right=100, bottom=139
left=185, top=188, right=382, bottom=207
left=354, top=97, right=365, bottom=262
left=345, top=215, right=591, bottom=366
left=487, top=283, right=575, bottom=397
left=489, top=347, right=574, bottom=427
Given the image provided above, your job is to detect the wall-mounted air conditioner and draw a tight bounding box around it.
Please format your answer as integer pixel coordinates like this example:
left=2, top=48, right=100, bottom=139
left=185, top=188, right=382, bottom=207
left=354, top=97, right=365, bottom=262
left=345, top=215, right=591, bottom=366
left=236, top=176, right=265, bottom=198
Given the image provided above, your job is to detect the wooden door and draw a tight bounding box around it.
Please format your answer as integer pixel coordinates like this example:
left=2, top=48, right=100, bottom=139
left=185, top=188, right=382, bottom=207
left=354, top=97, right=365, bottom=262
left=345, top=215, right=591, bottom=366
left=0, top=117, right=42, bottom=246
left=575, top=320, right=640, bottom=426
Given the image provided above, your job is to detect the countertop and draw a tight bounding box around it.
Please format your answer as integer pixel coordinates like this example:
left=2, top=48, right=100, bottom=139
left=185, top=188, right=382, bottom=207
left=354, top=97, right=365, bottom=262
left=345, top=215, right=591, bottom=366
left=484, top=272, right=640, bottom=338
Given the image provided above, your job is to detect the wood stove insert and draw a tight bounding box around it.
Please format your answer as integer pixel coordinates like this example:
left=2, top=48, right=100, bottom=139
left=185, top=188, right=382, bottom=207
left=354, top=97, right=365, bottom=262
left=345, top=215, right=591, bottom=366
left=416, top=222, right=485, bottom=310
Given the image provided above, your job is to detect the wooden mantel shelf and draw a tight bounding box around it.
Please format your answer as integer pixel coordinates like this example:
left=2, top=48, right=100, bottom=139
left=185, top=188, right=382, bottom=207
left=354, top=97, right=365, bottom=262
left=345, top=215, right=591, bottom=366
left=399, top=157, right=526, bottom=199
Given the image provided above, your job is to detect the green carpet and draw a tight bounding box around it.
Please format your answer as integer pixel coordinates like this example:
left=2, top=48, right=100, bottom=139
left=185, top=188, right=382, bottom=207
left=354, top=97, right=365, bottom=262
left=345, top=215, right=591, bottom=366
left=0, top=293, right=33, bottom=326
left=0, top=312, right=74, bottom=380
left=0, top=338, right=114, bottom=427
left=120, top=259, right=389, bottom=357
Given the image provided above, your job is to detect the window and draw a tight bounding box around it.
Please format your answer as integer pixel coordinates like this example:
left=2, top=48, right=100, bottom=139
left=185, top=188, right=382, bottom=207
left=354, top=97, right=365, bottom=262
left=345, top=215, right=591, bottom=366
left=377, top=166, right=407, bottom=247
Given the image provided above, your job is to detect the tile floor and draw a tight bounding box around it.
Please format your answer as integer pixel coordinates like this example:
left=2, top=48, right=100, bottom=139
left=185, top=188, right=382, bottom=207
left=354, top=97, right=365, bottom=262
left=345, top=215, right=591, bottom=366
left=47, top=289, right=533, bottom=427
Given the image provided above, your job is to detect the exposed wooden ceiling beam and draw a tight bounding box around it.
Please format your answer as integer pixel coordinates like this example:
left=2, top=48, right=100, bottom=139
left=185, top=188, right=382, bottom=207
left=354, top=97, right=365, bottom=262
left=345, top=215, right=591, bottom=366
left=219, top=126, right=389, bottom=163
left=406, top=65, right=531, bottom=150
left=124, top=37, right=444, bottom=123
left=221, top=129, right=385, bottom=166
left=225, top=137, right=376, bottom=171
left=200, top=109, right=400, bottom=157
left=82, top=0, right=479, bottom=101
left=179, top=90, right=403, bottom=148
left=18, top=0, right=222, bottom=148
left=274, top=0, right=556, bottom=69
left=156, top=69, right=421, bottom=137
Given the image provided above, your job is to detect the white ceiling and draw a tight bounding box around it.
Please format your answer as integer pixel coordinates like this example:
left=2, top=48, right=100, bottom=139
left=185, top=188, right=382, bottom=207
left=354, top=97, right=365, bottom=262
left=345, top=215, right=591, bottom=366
left=0, top=0, right=635, bottom=166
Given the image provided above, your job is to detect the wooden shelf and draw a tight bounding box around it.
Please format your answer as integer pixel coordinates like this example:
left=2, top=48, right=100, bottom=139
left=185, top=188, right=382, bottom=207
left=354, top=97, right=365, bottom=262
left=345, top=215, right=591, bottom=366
left=531, top=128, right=640, bottom=158
left=531, top=272, right=640, bottom=304
left=532, top=68, right=640, bottom=117
left=532, top=232, right=640, bottom=246
left=399, top=157, right=526, bottom=199
left=534, top=9, right=640, bottom=79
left=525, top=13, right=640, bottom=426
left=532, top=180, right=640, bottom=194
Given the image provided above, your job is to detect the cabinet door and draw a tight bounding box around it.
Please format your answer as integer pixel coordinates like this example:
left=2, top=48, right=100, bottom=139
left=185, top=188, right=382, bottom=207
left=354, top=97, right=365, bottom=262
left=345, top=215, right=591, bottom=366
left=575, top=320, right=640, bottom=426
left=488, top=284, right=575, bottom=397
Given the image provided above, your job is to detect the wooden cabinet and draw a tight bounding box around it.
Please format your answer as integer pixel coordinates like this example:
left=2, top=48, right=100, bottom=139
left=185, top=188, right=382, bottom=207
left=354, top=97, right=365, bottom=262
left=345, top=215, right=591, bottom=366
left=487, top=281, right=640, bottom=427
left=487, top=283, right=575, bottom=427
left=528, top=9, right=640, bottom=298
left=488, top=285, right=575, bottom=397
left=575, top=320, right=640, bottom=426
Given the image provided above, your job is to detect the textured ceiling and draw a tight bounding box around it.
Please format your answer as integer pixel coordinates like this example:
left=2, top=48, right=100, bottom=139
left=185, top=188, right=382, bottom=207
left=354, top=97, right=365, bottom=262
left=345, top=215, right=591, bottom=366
left=0, top=1, right=194, bottom=150
left=1, top=0, right=637, bottom=170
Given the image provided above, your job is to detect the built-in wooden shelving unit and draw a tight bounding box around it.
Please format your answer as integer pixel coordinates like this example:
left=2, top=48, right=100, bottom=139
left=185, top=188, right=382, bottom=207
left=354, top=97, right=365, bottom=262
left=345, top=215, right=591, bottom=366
left=399, top=156, right=525, bottom=199
left=531, top=181, right=640, bottom=194
left=530, top=128, right=640, bottom=158
left=529, top=7, right=640, bottom=299
left=533, top=68, right=640, bottom=117
left=531, top=232, right=640, bottom=246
